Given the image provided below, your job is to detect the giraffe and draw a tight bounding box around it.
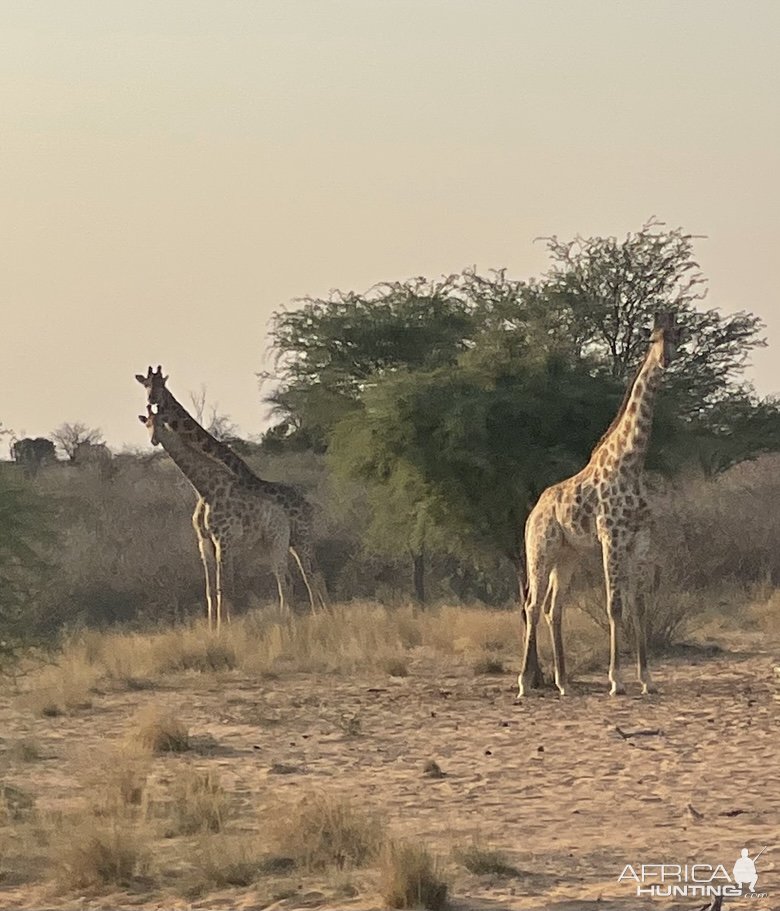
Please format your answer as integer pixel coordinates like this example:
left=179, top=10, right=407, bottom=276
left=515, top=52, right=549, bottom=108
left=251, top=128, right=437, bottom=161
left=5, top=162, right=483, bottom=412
left=517, top=312, right=681, bottom=697
left=138, top=405, right=294, bottom=629
left=135, top=366, right=328, bottom=611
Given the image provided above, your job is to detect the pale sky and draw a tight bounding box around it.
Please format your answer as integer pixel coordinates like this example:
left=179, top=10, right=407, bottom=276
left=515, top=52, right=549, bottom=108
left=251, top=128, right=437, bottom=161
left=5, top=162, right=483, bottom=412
left=1, top=0, right=778, bottom=454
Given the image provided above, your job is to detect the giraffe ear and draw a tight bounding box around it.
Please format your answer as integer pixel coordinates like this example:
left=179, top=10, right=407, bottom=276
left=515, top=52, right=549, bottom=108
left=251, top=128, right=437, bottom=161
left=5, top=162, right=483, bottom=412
left=138, top=414, right=147, bottom=424
left=135, top=374, right=147, bottom=384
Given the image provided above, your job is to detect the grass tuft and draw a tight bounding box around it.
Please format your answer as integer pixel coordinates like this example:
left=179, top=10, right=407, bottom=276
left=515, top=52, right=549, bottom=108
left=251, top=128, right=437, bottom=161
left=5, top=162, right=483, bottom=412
left=7, top=737, right=44, bottom=763
left=187, top=835, right=294, bottom=893
left=453, top=841, right=519, bottom=876
left=54, top=823, right=149, bottom=890
left=167, top=767, right=228, bottom=835
left=472, top=653, right=505, bottom=675
left=270, top=792, right=384, bottom=871
left=129, top=706, right=190, bottom=754
left=380, top=839, right=448, bottom=910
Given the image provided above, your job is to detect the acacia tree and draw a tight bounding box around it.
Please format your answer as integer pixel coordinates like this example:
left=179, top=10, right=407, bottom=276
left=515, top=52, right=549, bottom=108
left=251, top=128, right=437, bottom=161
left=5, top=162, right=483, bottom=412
left=328, top=349, right=638, bottom=599
left=538, top=221, right=768, bottom=417
left=262, top=274, right=491, bottom=450
left=265, top=222, right=778, bottom=600
left=51, top=422, right=104, bottom=461
left=264, top=224, right=773, bottom=467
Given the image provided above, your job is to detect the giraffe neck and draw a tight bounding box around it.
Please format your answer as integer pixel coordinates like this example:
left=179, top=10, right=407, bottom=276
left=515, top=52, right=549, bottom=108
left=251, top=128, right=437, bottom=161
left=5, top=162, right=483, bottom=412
left=154, top=419, right=233, bottom=498
left=158, top=388, right=265, bottom=483
left=594, top=343, right=664, bottom=473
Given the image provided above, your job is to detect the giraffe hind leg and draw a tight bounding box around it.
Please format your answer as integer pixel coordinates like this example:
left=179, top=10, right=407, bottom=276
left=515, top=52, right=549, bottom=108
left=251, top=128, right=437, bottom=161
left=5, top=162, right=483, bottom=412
left=289, top=546, right=317, bottom=613
left=518, top=564, right=552, bottom=697
left=545, top=561, right=574, bottom=696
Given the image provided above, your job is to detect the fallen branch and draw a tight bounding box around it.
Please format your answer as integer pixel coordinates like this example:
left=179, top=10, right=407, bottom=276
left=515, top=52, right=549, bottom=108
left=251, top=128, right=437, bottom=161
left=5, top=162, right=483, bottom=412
left=615, top=725, right=662, bottom=739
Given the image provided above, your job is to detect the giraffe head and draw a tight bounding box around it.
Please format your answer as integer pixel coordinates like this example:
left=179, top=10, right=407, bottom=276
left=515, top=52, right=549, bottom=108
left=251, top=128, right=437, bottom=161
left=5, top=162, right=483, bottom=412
left=138, top=405, right=162, bottom=447
left=650, top=311, right=681, bottom=368
left=135, top=366, right=171, bottom=412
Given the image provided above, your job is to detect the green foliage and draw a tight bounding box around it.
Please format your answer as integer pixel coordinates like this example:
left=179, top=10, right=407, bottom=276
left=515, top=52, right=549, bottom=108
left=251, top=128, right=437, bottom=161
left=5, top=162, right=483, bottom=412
left=537, top=220, right=770, bottom=447
left=267, top=220, right=777, bottom=589
left=329, top=352, right=626, bottom=567
left=0, top=471, right=54, bottom=667
left=262, top=273, right=520, bottom=450
left=265, top=223, right=771, bottom=474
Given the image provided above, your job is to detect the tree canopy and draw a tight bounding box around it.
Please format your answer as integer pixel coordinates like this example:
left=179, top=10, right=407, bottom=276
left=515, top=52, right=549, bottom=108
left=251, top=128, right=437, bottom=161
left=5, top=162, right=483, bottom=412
left=263, top=221, right=779, bottom=593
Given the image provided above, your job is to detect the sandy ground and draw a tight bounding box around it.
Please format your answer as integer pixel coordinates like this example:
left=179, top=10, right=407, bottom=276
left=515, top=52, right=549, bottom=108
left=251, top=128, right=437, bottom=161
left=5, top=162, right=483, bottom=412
left=0, top=632, right=777, bottom=911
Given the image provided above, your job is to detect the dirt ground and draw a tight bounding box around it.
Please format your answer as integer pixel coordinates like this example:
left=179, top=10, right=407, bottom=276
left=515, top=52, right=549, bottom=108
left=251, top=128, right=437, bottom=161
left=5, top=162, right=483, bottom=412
left=0, top=629, right=777, bottom=911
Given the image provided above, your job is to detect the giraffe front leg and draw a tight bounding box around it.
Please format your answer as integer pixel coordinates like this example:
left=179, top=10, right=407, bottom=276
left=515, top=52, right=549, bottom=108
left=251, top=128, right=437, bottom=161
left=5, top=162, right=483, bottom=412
left=601, top=536, right=627, bottom=696
left=517, top=602, right=542, bottom=697
left=633, top=565, right=658, bottom=695
left=192, top=501, right=216, bottom=630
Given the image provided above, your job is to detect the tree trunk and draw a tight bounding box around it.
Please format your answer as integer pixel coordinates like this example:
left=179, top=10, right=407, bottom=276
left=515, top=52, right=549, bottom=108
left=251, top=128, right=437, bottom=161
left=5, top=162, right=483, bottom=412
left=412, top=549, right=426, bottom=605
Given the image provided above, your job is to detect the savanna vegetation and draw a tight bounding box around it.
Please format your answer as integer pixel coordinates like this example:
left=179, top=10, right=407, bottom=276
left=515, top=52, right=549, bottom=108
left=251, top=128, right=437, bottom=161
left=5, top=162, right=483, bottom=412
left=1, top=221, right=779, bottom=907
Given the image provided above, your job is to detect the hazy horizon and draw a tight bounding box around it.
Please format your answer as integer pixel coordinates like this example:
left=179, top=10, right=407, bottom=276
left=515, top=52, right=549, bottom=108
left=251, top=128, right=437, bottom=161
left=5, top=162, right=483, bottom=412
left=2, top=0, right=778, bottom=456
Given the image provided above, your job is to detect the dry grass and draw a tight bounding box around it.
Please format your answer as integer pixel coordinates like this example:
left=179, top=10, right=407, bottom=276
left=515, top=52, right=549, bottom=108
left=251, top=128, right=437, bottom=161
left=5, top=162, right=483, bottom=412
left=384, top=657, right=410, bottom=677
left=128, top=706, right=190, bottom=754
left=53, top=822, right=150, bottom=890
left=17, top=651, right=99, bottom=717
left=472, top=652, right=505, bottom=675
left=453, top=841, right=519, bottom=876
left=0, top=782, right=35, bottom=823
left=187, top=835, right=294, bottom=893
left=18, top=603, right=525, bottom=701
left=270, top=792, right=385, bottom=871
left=6, top=737, right=43, bottom=762
left=166, top=767, right=228, bottom=835
left=380, top=840, right=448, bottom=910
left=89, top=746, right=150, bottom=817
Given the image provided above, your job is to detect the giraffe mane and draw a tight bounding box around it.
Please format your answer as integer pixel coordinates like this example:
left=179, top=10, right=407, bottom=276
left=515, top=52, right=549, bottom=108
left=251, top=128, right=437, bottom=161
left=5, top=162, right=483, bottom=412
left=590, top=358, right=645, bottom=453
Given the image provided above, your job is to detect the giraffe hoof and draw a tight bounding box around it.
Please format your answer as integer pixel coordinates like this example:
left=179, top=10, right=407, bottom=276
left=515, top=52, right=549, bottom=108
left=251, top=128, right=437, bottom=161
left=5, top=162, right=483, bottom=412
left=609, top=683, right=627, bottom=696
left=517, top=675, right=537, bottom=698
left=641, top=683, right=659, bottom=695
